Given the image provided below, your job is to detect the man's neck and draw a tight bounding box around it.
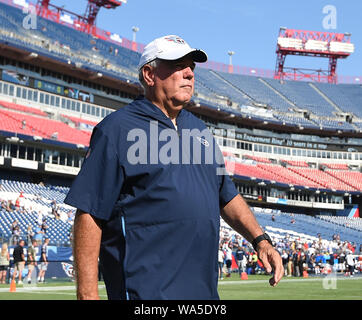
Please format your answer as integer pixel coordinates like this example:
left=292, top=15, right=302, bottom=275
left=145, top=95, right=181, bottom=128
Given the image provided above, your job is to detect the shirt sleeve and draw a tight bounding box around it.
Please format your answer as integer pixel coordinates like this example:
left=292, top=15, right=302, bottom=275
left=64, top=126, right=124, bottom=221
left=214, top=141, right=239, bottom=208
left=218, top=174, right=239, bottom=208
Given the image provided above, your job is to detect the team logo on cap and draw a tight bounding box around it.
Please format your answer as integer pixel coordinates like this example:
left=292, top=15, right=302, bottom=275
left=164, top=36, right=185, bottom=44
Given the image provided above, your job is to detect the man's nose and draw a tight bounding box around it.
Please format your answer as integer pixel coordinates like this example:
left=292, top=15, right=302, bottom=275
left=184, top=66, right=194, bottom=79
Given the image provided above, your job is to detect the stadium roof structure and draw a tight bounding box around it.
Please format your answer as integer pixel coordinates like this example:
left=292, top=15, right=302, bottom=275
left=275, top=27, right=355, bottom=84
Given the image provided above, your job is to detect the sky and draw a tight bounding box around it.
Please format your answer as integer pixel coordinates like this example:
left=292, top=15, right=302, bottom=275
left=47, top=0, right=361, bottom=78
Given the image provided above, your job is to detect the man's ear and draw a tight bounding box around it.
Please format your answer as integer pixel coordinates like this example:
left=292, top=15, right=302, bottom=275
left=142, top=65, right=155, bottom=87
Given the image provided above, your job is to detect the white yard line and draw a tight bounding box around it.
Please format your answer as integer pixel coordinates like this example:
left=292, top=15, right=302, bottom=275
left=0, top=284, right=105, bottom=293
left=0, top=277, right=360, bottom=293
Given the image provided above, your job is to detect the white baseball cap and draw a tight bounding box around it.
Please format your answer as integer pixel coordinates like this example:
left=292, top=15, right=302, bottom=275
left=138, top=35, right=208, bottom=70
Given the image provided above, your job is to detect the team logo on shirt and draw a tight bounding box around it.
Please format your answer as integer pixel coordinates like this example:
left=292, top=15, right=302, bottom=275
left=197, top=136, right=210, bottom=147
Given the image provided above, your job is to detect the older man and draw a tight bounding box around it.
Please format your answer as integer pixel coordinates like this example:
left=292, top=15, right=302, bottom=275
left=65, top=35, right=283, bottom=300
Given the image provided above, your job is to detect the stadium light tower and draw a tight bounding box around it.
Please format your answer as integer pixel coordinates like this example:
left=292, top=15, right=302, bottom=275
left=83, top=0, right=125, bottom=33
left=132, top=26, right=139, bottom=42
left=274, top=27, right=354, bottom=84
left=228, top=51, right=235, bottom=73
left=36, top=0, right=126, bottom=36
left=132, top=26, right=139, bottom=51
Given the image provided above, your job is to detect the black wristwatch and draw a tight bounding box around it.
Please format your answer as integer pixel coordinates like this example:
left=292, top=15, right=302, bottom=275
left=251, top=233, right=273, bottom=252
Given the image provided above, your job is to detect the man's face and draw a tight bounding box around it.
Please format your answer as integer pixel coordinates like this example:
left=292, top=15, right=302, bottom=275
left=152, top=55, right=196, bottom=111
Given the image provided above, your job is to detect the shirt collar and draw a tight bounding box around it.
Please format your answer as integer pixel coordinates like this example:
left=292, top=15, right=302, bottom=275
left=134, top=95, right=187, bottom=128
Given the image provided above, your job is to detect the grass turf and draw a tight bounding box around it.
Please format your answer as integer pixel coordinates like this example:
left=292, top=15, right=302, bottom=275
left=218, top=273, right=362, bottom=300
left=0, top=273, right=361, bottom=300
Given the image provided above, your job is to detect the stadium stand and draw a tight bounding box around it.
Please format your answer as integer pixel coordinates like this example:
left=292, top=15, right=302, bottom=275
left=0, top=179, right=73, bottom=246
left=312, top=118, right=356, bottom=132
left=326, top=170, right=362, bottom=191
left=194, top=68, right=253, bottom=109
left=0, top=100, right=47, bottom=117
left=0, top=0, right=360, bottom=260
left=215, top=71, right=296, bottom=113
left=61, top=114, right=99, bottom=130
left=253, top=210, right=361, bottom=248
left=226, top=160, right=323, bottom=189
left=281, top=160, right=309, bottom=167
left=226, top=157, right=362, bottom=192
left=317, top=215, right=362, bottom=232
left=263, top=78, right=339, bottom=117
left=314, top=82, right=362, bottom=118
left=321, top=163, right=350, bottom=170
left=0, top=1, right=360, bottom=131
left=0, top=109, right=91, bottom=145
left=0, top=1, right=139, bottom=83
left=273, top=113, right=318, bottom=128
left=287, top=167, right=357, bottom=192
left=243, top=155, right=272, bottom=163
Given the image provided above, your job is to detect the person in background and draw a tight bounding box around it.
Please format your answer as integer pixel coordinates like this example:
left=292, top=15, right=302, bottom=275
left=0, top=242, right=10, bottom=284
left=224, top=244, right=233, bottom=278
left=345, top=250, right=355, bottom=277
left=38, top=237, right=49, bottom=283
left=12, top=239, right=26, bottom=284
left=33, top=224, right=45, bottom=245
left=10, top=220, right=19, bottom=246
left=281, top=249, right=289, bottom=276
left=41, top=218, right=48, bottom=234
left=26, top=224, right=34, bottom=246
left=218, top=244, right=225, bottom=280
left=287, top=255, right=293, bottom=277
left=235, top=246, right=246, bottom=276
left=26, top=239, right=38, bottom=284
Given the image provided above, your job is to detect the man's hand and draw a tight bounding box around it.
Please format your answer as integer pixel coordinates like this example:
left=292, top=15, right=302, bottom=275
left=220, top=195, right=284, bottom=287
left=257, top=241, right=284, bottom=287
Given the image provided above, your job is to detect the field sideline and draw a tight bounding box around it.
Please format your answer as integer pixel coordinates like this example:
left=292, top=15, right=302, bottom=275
left=0, top=274, right=361, bottom=300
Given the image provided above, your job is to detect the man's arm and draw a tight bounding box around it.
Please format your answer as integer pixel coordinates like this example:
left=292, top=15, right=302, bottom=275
left=220, top=194, right=284, bottom=286
left=73, top=209, right=102, bottom=300
left=42, top=251, right=47, bottom=263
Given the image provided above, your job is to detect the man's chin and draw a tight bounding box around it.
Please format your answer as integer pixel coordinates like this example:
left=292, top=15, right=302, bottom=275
left=172, top=96, right=192, bottom=107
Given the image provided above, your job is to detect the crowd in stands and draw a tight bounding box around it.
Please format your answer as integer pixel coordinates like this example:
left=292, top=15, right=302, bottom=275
left=0, top=182, right=76, bottom=246
left=218, top=221, right=362, bottom=279
left=0, top=178, right=361, bottom=284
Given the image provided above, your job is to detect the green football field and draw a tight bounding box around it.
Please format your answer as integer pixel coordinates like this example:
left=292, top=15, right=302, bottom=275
left=0, top=273, right=361, bottom=300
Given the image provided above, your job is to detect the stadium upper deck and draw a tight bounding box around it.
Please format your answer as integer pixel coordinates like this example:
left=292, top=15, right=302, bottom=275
left=0, top=0, right=361, bottom=210
left=0, top=1, right=361, bottom=133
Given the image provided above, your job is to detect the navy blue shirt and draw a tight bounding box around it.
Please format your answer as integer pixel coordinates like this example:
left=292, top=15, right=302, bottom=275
left=64, top=96, right=238, bottom=300
left=235, top=249, right=245, bottom=261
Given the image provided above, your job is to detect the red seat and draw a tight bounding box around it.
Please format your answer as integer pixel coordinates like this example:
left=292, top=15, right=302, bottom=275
left=0, top=109, right=91, bottom=146
left=0, top=100, right=47, bottom=117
